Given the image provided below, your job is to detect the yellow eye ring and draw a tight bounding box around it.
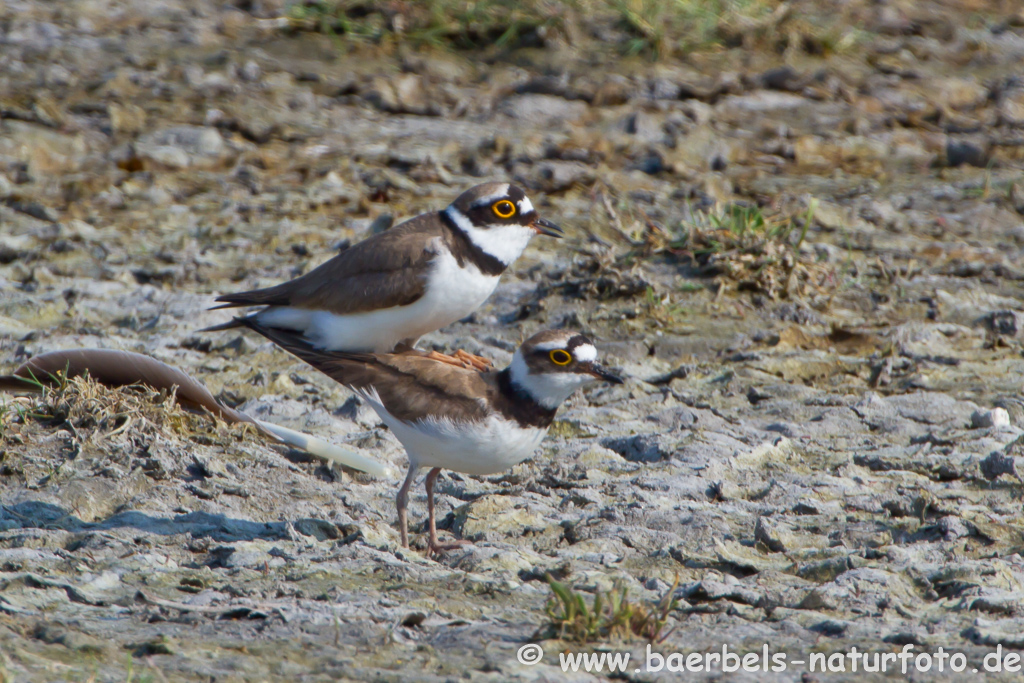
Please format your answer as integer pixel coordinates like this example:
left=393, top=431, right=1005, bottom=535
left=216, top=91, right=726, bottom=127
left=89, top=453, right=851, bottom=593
left=549, top=349, right=572, bottom=365
left=493, top=200, right=516, bottom=218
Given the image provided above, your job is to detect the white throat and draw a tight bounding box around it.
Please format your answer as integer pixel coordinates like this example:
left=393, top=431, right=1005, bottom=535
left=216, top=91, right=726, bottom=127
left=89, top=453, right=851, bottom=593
left=444, top=206, right=535, bottom=265
left=508, top=349, right=594, bottom=410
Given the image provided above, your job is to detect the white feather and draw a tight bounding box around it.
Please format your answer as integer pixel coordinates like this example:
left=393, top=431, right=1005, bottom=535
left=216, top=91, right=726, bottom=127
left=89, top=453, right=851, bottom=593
left=356, top=388, right=547, bottom=475
left=444, top=206, right=535, bottom=266
left=533, top=339, right=572, bottom=352
left=466, top=184, right=511, bottom=208
left=255, top=419, right=394, bottom=477
left=573, top=344, right=597, bottom=362
left=255, top=245, right=500, bottom=352
left=517, top=196, right=534, bottom=214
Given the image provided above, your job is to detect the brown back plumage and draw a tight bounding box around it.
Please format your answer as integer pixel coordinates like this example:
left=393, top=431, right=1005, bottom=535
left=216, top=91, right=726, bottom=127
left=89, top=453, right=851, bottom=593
left=242, top=319, right=500, bottom=425
left=212, top=212, right=447, bottom=315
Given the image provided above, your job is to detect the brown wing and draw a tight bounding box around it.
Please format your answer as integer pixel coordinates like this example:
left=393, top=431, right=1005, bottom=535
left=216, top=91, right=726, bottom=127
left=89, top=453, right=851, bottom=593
left=213, top=212, right=446, bottom=314
left=243, top=319, right=495, bottom=424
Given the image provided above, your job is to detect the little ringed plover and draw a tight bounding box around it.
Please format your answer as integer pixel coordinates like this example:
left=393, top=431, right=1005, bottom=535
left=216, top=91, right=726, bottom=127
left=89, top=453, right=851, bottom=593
left=205, top=183, right=562, bottom=369
left=240, top=318, right=622, bottom=555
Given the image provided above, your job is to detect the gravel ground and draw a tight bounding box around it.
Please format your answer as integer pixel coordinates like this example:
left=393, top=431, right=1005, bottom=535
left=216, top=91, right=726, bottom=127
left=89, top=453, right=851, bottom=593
left=3, top=1, right=1024, bottom=681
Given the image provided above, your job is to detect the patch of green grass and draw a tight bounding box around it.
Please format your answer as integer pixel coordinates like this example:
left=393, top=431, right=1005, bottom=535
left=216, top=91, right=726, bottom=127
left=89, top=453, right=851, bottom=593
left=643, top=285, right=688, bottom=323
left=284, top=0, right=569, bottom=50
left=672, top=198, right=816, bottom=255
left=279, top=0, right=794, bottom=58
left=610, top=0, right=778, bottom=57
left=653, top=198, right=828, bottom=300
left=539, top=573, right=678, bottom=643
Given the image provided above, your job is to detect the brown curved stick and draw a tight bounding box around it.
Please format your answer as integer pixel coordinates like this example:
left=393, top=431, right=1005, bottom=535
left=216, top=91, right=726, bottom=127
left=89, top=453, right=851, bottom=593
left=0, top=349, right=392, bottom=476
left=0, top=348, right=258, bottom=429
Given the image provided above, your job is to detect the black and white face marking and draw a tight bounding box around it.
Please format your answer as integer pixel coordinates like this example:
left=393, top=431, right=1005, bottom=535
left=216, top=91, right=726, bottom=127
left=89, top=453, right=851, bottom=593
left=508, top=332, right=623, bottom=409
left=444, top=183, right=563, bottom=265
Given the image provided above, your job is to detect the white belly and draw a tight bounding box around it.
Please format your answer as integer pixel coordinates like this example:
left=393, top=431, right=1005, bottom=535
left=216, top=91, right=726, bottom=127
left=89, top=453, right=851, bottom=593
left=360, top=390, right=548, bottom=475
left=257, top=251, right=500, bottom=353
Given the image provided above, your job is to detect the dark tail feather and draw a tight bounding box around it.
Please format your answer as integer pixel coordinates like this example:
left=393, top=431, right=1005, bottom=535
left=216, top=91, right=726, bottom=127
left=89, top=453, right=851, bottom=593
left=199, top=316, right=248, bottom=333
left=239, top=316, right=321, bottom=364
left=238, top=317, right=374, bottom=366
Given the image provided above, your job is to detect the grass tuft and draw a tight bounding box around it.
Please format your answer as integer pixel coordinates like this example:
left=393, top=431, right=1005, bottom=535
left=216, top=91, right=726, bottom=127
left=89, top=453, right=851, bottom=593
left=650, top=198, right=832, bottom=300
left=2, top=370, right=218, bottom=446
left=284, top=0, right=569, bottom=51
left=278, top=0, right=804, bottom=58
left=538, top=573, right=678, bottom=643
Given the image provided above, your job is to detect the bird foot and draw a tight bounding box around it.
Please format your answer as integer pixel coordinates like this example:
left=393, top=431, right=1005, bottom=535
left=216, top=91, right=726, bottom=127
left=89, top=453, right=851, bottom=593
left=426, top=537, right=471, bottom=558
left=425, top=349, right=493, bottom=371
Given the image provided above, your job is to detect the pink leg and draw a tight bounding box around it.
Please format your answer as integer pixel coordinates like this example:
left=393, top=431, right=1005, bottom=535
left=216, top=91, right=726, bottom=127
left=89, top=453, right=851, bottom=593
left=425, top=467, right=470, bottom=556
left=396, top=465, right=419, bottom=548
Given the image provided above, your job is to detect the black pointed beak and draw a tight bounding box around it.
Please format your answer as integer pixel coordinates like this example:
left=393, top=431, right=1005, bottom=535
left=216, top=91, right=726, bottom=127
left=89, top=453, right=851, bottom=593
left=531, top=217, right=564, bottom=238
left=582, top=362, right=624, bottom=384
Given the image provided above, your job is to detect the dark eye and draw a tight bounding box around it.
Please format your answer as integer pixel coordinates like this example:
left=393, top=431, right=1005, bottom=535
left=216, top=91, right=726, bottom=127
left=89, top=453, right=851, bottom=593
left=493, top=200, right=516, bottom=218
left=549, top=349, right=572, bottom=365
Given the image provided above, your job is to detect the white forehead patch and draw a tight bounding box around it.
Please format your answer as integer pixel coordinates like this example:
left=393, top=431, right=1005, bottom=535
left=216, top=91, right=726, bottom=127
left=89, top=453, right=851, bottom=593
left=518, top=196, right=534, bottom=214
left=573, top=344, right=597, bottom=362
left=533, top=339, right=573, bottom=352
left=470, top=183, right=512, bottom=209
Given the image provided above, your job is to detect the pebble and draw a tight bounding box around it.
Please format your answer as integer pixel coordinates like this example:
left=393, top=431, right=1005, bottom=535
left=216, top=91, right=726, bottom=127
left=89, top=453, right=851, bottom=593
left=363, top=74, right=440, bottom=116
left=136, top=126, right=229, bottom=169
left=971, top=408, right=1011, bottom=429
left=945, top=138, right=988, bottom=167
left=999, top=86, right=1024, bottom=127
left=498, top=94, right=587, bottom=125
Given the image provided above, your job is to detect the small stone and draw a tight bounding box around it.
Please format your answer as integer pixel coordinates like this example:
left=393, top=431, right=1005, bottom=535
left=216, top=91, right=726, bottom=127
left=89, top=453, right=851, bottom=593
left=136, top=126, right=229, bottom=169
left=979, top=451, right=1023, bottom=480
left=759, top=66, right=801, bottom=91
left=945, top=139, right=988, bottom=168
left=534, top=161, right=594, bottom=192
left=143, top=146, right=190, bottom=169
left=971, top=408, right=1011, bottom=429
left=937, top=76, right=987, bottom=110
left=601, top=434, right=673, bottom=462
left=307, top=171, right=359, bottom=207
left=498, top=94, right=587, bottom=125
left=240, top=60, right=261, bottom=82
left=108, top=103, right=147, bottom=135
left=1011, top=183, right=1024, bottom=215
left=983, top=310, right=1024, bottom=337
left=204, top=108, right=227, bottom=126
left=625, top=111, right=666, bottom=144
left=755, top=516, right=796, bottom=552
left=999, top=87, right=1024, bottom=127
left=592, top=76, right=632, bottom=105
left=364, top=74, right=440, bottom=116
left=96, top=187, right=125, bottom=209
left=938, top=515, right=970, bottom=541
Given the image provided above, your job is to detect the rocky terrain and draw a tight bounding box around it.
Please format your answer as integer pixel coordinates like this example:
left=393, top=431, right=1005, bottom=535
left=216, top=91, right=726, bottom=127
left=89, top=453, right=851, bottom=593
left=3, top=0, right=1024, bottom=680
